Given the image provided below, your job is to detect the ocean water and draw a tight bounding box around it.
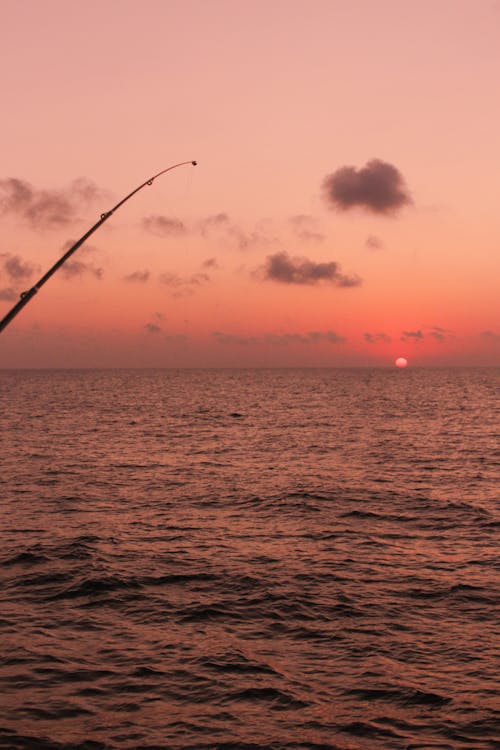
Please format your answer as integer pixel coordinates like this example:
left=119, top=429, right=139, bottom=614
left=0, top=367, right=498, bottom=750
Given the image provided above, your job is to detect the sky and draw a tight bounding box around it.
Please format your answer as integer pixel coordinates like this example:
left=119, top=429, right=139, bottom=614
left=0, top=0, right=499, bottom=368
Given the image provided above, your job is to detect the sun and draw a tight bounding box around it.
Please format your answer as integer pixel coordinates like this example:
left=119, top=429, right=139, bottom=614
left=395, top=357, right=408, bottom=368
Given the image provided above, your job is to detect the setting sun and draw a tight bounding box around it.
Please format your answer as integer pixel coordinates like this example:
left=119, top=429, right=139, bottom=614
left=395, top=357, right=408, bottom=368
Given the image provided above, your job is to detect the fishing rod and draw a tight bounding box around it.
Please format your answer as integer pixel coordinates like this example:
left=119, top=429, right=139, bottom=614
left=0, top=160, right=197, bottom=334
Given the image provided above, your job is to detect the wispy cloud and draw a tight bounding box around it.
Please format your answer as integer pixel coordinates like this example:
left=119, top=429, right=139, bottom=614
left=142, top=215, right=187, bottom=236
left=197, top=213, right=230, bottom=236
left=213, top=330, right=345, bottom=346
left=159, top=271, right=210, bottom=297
left=365, top=235, right=384, bottom=250
left=400, top=326, right=454, bottom=344
left=364, top=332, right=391, bottom=343
left=123, top=270, right=150, bottom=283
left=0, top=253, right=38, bottom=281
left=212, top=332, right=259, bottom=346
left=144, top=322, right=162, bottom=334
left=261, top=251, right=361, bottom=287
left=0, top=287, right=17, bottom=301
left=60, top=260, right=103, bottom=280
left=400, top=329, right=424, bottom=343
left=0, top=177, right=105, bottom=229
left=481, top=330, right=500, bottom=342
left=202, top=257, right=219, bottom=269
left=322, top=159, right=411, bottom=215
left=428, top=325, right=454, bottom=342
left=289, top=215, right=325, bottom=244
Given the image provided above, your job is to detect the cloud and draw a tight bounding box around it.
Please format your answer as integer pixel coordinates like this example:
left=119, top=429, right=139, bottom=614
left=142, top=215, right=186, bottom=236
left=213, top=330, right=345, bottom=346
left=364, top=332, right=391, bottom=344
left=481, top=330, right=500, bottom=342
left=202, top=257, right=219, bottom=269
left=428, top=325, right=454, bottom=342
left=322, top=159, right=411, bottom=215
left=197, top=213, right=230, bottom=236
left=197, top=213, right=272, bottom=251
left=0, top=287, right=17, bottom=301
left=60, top=260, right=103, bottom=280
left=159, top=271, right=210, bottom=297
left=265, top=331, right=345, bottom=345
left=261, top=251, right=361, bottom=287
left=365, top=235, right=384, bottom=250
left=124, top=270, right=150, bottom=283
left=0, top=177, right=105, bottom=229
left=144, top=323, right=162, bottom=334
left=1, top=253, right=37, bottom=281
left=289, top=215, right=325, bottom=244
left=212, top=331, right=259, bottom=346
left=400, top=329, right=424, bottom=343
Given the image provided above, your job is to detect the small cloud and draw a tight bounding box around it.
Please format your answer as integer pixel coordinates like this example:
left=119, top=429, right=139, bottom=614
left=144, top=322, right=162, bottom=334
left=124, top=270, right=150, bottom=283
left=365, top=235, right=384, bottom=251
left=261, top=251, right=361, bottom=287
left=197, top=213, right=230, bottom=236
left=61, top=260, right=103, bottom=280
left=289, top=214, right=325, bottom=244
left=159, top=271, right=210, bottom=297
left=0, top=287, right=17, bottom=301
left=142, top=215, right=186, bottom=236
left=481, top=330, right=500, bottom=342
left=322, top=159, right=411, bottom=215
left=428, top=325, right=454, bottom=342
left=212, top=331, right=259, bottom=346
left=364, top=332, right=391, bottom=343
left=1, top=253, right=37, bottom=281
left=212, top=330, right=345, bottom=346
left=197, top=213, right=272, bottom=251
left=264, top=331, right=345, bottom=346
left=400, top=329, right=424, bottom=343
left=202, top=257, right=219, bottom=269
left=0, top=176, right=105, bottom=229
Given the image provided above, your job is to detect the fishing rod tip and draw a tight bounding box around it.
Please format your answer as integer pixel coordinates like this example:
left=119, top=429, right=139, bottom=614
left=192, top=161, right=197, bottom=166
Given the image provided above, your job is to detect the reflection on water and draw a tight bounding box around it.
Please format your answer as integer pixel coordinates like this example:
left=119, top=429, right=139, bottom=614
left=0, top=368, right=498, bottom=749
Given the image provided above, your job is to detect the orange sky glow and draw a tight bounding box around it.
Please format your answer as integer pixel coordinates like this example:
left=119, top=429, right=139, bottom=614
left=1, top=0, right=499, bottom=367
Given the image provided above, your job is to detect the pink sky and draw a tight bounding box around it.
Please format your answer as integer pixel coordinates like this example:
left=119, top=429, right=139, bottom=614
left=1, top=0, right=499, bottom=367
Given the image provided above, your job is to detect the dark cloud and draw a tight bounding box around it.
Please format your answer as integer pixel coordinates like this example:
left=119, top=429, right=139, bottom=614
left=144, top=323, right=162, bottom=334
left=1, top=253, right=37, bottom=281
left=262, top=251, right=361, bottom=287
left=202, top=257, right=219, bottom=269
left=365, top=235, right=384, bottom=250
left=142, top=215, right=187, bottom=237
left=481, top=330, right=500, bottom=342
left=60, top=260, right=103, bottom=280
left=0, top=287, right=17, bottom=301
left=0, top=177, right=105, bottom=229
left=322, top=159, right=411, bottom=215
left=400, top=329, right=424, bottom=343
left=124, top=270, right=150, bottom=283
left=289, top=215, right=325, bottom=244
left=364, top=332, right=391, bottom=344
left=159, top=271, right=210, bottom=297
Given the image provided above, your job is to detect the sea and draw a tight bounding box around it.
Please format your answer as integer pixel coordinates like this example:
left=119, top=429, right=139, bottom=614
left=0, top=368, right=498, bottom=750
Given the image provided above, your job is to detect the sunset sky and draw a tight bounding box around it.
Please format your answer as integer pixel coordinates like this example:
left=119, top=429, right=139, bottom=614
left=1, top=0, right=499, bottom=367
